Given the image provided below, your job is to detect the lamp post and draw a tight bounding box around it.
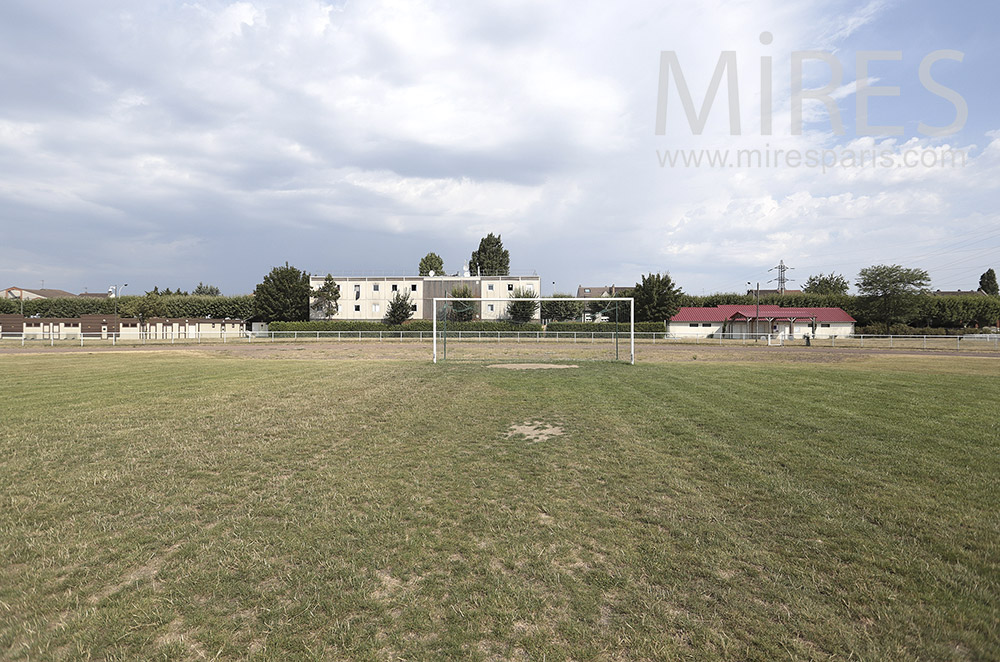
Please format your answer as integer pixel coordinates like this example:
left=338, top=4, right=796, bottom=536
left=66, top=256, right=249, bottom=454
left=109, top=283, right=127, bottom=340
left=747, top=281, right=760, bottom=337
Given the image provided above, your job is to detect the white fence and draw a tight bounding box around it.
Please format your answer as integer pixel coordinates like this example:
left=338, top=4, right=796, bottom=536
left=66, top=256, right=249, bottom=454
left=2, top=330, right=998, bottom=351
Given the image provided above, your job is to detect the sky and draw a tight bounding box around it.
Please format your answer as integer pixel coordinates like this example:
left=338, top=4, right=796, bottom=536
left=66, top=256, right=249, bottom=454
left=0, top=0, right=997, bottom=296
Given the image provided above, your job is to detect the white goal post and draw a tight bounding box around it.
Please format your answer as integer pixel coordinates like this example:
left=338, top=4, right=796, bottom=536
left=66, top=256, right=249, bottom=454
left=432, top=297, right=635, bottom=364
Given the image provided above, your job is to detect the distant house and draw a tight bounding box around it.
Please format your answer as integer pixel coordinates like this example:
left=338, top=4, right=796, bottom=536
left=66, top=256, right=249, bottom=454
left=2, top=287, right=78, bottom=300
left=669, top=305, right=855, bottom=338
left=576, top=285, right=632, bottom=322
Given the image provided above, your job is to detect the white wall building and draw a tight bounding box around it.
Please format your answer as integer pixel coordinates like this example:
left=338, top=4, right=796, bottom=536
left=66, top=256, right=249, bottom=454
left=668, top=305, right=856, bottom=338
left=309, top=274, right=542, bottom=322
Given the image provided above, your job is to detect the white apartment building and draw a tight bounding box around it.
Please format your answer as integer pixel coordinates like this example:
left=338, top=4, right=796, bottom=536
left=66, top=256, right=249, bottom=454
left=309, top=274, right=542, bottom=322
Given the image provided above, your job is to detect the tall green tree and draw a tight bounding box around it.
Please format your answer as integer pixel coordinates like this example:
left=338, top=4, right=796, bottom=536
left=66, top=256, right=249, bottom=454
left=469, top=233, right=510, bottom=276
left=418, top=253, right=445, bottom=276
left=979, top=268, right=999, bottom=296
left=311, top=274, right=341, bottom=319
left=506, top=287, right=539, bottom=324
left=446, top=284, right=477, bottom=321
left=252, top=262, right=311, bottom=322
left=121, top=292, right=166, bottom=322
left=856, top=265, right=931, bottom=332
left=633, top=273, right=684, bottom=322
left=542, top=293, right=585, bottom=322
left=193, top=282, right=222, bottom=296
left=803, top=273, right=850, bottom=295
left=383, top=292, right=414, bottom=325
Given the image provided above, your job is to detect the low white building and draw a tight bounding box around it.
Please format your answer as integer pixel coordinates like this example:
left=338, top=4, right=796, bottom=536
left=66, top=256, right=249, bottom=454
left=309, top=274, right=542, bottom=322
left=668, top=305, right=855, bottom=338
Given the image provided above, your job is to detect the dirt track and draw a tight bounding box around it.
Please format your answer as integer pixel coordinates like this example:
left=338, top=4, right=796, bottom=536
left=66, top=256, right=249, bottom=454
left=2, top=339, right=998, bottom=363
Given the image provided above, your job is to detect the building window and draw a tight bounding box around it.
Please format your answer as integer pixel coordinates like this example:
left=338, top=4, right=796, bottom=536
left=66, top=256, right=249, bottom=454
left=373, top=284, right=379, bottom=292
left=411, top=284, right=417, bottom=292
left=488, top=304, right=495, bottom=312
left=354, top=304, right=360, bottom=312
left=410, top=304, right=417, bottom=312
left=487, top=284, right=494, bottom=291
left=584, top=288, right=591, bottom=293
left=689, top=323, right=699, bottom=327
left=392, top=284, right=398, bottom=292
left=821, top=323, right=831, bottom=327
left=702, top=323, right=712, bottom=327
left=507, top=283, right=514, bottom=291
left=373, top=304, right=380, bottom=313
left=354, top=284, right=360, bottom=300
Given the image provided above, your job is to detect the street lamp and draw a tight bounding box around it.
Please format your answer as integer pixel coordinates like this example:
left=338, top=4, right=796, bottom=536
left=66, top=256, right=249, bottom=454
left=109, top=283, right=127, bottom=340
left=747, top=281, right=760, bottom=337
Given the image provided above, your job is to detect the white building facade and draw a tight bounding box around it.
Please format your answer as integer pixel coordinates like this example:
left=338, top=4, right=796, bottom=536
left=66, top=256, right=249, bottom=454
left=309, top=274, right=542, bottom=322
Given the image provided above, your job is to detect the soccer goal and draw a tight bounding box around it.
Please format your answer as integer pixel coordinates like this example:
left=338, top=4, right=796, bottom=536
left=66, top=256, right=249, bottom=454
left=432, top=297, right=635, bottom=364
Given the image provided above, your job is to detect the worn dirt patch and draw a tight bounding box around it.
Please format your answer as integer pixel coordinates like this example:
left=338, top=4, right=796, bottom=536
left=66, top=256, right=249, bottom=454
left=156, top=618, right=209, bottom=658
left=487, top=363, right=578, bottom=370
left=88, top=543, right=181, bottom=604
left=506, top=421, right=564, bottom=444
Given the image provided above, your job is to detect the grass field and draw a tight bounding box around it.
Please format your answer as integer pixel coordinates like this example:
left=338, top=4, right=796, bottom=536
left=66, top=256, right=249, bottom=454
left=1, top=345, right=998, bottom=660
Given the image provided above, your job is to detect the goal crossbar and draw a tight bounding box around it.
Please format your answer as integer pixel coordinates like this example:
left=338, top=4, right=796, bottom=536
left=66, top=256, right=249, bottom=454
left=432, top=297, right=635, bottom=364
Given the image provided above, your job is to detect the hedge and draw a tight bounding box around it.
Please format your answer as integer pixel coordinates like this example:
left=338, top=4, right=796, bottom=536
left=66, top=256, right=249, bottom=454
left=268, top=320, right=544, bottom=332
left=0, top=295, right=254, bottom=320
left=546, top=321, right=666, bottom=333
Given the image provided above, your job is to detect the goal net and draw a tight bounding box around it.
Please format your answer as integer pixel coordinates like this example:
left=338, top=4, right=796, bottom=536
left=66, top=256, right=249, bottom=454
left=432, top=297, right=635, bottom=364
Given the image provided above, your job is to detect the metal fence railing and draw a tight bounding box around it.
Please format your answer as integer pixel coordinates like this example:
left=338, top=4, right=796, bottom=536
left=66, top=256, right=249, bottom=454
left=1, top=331, right=998, bottom=351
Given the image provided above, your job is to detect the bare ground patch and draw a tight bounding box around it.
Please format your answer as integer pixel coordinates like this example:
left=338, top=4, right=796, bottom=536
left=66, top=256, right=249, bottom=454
left=506, top=421, right=564, bottom=444
left=88, top=543, right=181, bottom=604
left=156, top=618, right=209, bottom=659
left=487, top=363, right=579, bottom=370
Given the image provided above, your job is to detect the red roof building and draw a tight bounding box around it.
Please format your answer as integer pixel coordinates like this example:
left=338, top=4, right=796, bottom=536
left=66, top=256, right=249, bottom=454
left=669, top=305, right=855, bottom=338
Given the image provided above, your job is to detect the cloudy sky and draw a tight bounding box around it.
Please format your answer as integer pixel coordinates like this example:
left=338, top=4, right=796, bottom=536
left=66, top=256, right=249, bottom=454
left=0, top=0, right=996, bottom=296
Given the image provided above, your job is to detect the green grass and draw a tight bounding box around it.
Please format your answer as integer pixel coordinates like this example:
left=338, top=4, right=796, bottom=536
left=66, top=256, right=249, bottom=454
left=1, top=351, right=998, bottom=660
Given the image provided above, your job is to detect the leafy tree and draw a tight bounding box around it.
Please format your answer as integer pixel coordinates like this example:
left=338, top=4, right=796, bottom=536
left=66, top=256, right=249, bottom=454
left=980, top=268, right=999, bottom=296
left=383, top=292, right=414, bottom=325
left=469, top=233, right=510, bottom=276
left=418, top=253, right=445, bottom=276
left=447, top=284, right=477, bottom=322
left=146, top=287, right=188, bottom=296
left=310, top=274, right=341, bottom=319
left=506, top=287, right=538, bottom=324
left=856, top=265, right=931, bottom=332
left=542, top=293, right=585, bottom=322
left=803, top=272, right=849, bottom=295
left=252, top=262, right=311, bottom=323
left=121, top=292, right=166, bottom=322
left=193, top=282, right=222, bottom=296
left=632, top=273, right=684, bottom=322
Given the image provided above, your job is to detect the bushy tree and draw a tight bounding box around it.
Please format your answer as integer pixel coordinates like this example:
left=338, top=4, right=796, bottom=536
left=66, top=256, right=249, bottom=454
left=803, top=273, right=849, bottom=295
left=311, top=274, right=341, bottom=319
left=980, top=268, right=999, bottom=296
left=469, top=233, right=510, bottom=276
left=193, top=282, right=222, bottom=296
left=418, top=253, right=445, bottom=276
left=633, top=273, right=684, bottom=322
left=252, top=262, right=311, bottom=323
left=856, top=265, right=931, bottom=332
left=122, top=292, right=166, bottom=322
left=447, top=284, right=477, bottom=321
left=542, top=293, right=585, bottom=322
left=383, top=292, right=414, bottom=325
left=506, top=287, right=538, bottom=324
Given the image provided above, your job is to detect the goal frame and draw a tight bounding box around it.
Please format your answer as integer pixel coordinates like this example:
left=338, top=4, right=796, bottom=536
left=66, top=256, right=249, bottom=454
left=432, top=297, right=635, bottom=365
